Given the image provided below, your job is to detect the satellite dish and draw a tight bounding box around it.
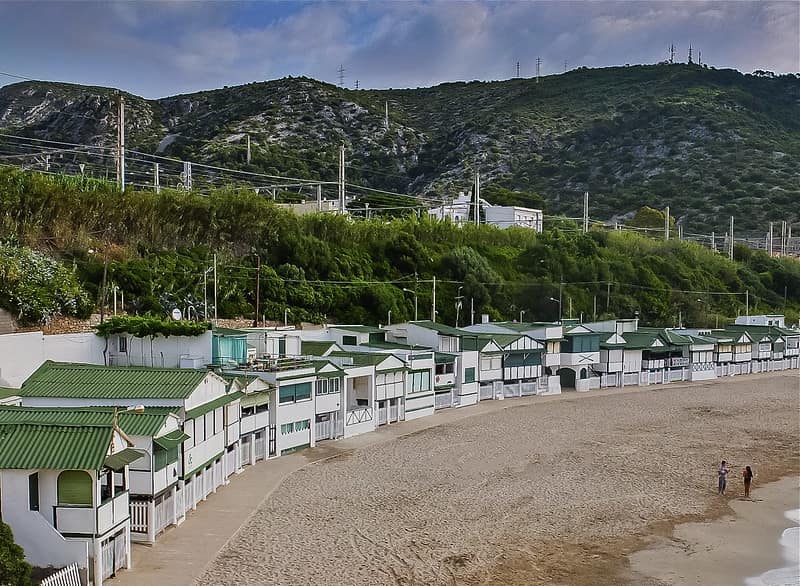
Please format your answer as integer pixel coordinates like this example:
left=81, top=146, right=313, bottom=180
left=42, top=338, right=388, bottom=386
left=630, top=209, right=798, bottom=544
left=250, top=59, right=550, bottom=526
left=171, top=308, right=182, bottom=321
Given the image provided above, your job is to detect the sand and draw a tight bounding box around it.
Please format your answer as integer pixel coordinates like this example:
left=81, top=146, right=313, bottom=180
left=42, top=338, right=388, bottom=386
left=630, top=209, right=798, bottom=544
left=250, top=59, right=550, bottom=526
left=629, top=476, right=800, bottom=585
left=197, top=372, right=800, bottom=585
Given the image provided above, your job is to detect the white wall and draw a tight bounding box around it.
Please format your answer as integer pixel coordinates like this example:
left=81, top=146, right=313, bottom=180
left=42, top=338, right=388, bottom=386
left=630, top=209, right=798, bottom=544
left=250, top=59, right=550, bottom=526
left=0, top=469, right=90, bottom=569
left=109, top=331, right=212, bottom=368
left=0, top=331, right=105, bottom=388
left=183, top=373, right=228, bottom=412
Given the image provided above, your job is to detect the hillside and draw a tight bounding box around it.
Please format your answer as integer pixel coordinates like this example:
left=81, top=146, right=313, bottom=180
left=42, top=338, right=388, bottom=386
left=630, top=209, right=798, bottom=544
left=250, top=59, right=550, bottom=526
left=1, top=64, right=798, bottom=232
left=0, top=169, right=798, bottom=329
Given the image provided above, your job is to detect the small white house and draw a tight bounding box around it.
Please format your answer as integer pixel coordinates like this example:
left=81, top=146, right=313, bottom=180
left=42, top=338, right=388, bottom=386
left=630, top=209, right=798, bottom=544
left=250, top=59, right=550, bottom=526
left=483, top=205, right=543, bottom=232
left=0, top=408, right=142, bottom=585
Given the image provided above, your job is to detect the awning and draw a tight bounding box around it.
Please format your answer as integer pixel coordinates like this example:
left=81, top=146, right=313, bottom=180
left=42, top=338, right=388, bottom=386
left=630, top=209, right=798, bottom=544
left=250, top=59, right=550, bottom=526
left=434, top=352, right=457, bottom=364
left=240, top=392, right=271, bottom=409
left=153, top=429, right=190, bottom=450
left=104, top=448, right=146, bottom=470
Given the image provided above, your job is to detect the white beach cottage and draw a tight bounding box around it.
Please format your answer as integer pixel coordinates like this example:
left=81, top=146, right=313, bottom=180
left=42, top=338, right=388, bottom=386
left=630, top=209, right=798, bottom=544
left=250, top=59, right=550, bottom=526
left=0, top=408, right=142, bottom=585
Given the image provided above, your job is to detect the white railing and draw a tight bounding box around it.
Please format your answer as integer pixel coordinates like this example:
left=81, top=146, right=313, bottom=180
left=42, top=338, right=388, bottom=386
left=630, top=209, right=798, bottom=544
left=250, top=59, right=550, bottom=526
left=520, top=382, right=537, bottom=396
left=346, top=407, right=373, bottom=425
left=503, top=384, right=520, bottom=398
left=479, top=385, right=493, bottom=400
left=623, top=372, right=639, bottom=386
left=40, top=563, right=81, bottom=586
left=434, top=392, right=452, bottom=410
left=240, top=440, right=251, bottom=466
left=254, top=434, right=266, bottom=460
left=129, top=500, right=148, bottom=534
left=315, top=419, right=332, bottom=440
left=388, top=402, right=399, bottom=422
left=154, top=492, right=173, bottom=534
left=377, top=406, right=388, bottom=425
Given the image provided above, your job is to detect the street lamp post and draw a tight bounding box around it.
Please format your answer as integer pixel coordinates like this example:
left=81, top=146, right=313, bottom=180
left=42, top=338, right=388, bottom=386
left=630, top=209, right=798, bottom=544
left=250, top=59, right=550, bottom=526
left=455, top=286, right=464, bottom=328
left=284, top=307, right=290, bottom=327
left=519, top=309, right=525, bottom=323
left=548, top=297, right=562, bottom=323
left=402, top=288, right=418, bottom=321
left=203, top=267, right=213, bottom=321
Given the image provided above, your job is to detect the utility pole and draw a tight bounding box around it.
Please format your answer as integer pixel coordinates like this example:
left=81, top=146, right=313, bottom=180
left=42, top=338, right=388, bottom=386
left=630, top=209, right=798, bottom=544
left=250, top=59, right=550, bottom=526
left=338, top=144, right=346, bottom=214
left=182, top=161, right=192, bottom=191
left=384, top=101, right=389, bottom=130
left=246, top=134, right=251, bottom=165
left=470, top=297, right=474, bottom=326
left=116, top=93, right=125, bottom=192
left=583, top=191, right=589, bottom=233
left=711, top=231, right=715, bottom=252
left=678, top=225, right=683, bottom=240
left=474, top=172, right=481, bottom=226
left=664, top=206, right=670, bottom=240
left=729, top=216, right=735, bottom=261
left=606, top=281, right=611, bottom=312
left=253, top=254, right=261, bottom=327
left=213, top=254, right=218, bottom=323
left=432, top=276, right=437, bottom=322
left=536, top=56, right=541, bottom=83
left=746, top=289, right=749, bottom=317
left=154, top=162, right=160, bottom=194
left=781, top=220, right=787, bottom=256
left=768, top=222, right=774, bottom=257
left=317, top=184, right=322, bottom=212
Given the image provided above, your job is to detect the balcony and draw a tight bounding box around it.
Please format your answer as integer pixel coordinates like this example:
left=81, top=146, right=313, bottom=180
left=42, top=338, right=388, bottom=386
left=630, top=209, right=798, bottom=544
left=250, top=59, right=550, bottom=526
left=544, top=353, right=561, bottom=367
left=54, top=491, right=129, bottom=535
left=433, top=372, right=455, bottom=387
left=641, top=359, right=665, bottom=370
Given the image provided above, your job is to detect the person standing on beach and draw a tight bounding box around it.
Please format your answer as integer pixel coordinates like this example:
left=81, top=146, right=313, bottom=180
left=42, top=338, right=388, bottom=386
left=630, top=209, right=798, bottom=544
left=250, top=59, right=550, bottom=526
left=718, top=460, right=730, bottom=495
left=743, top=465, right=754, bottom=498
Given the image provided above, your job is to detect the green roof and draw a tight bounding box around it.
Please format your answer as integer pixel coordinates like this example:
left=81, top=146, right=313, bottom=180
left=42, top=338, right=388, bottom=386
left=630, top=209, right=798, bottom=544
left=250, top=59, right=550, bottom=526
left=0, top=423, right=113, bottom=470
left=331, top=325, right=384, bottom=334
left=0, top=406, right=175, bottom=437
left=240, top=391, right=271, bottom=409
left=153, top=429, right=190, bottom=450
left=184, top=391, right=243, bottom=420
left=213, top=327, right=249, bottom=337
left=0, top=388, right=20, bottom=400
left=314, top=360, right=344, bottom=374
left=22, top=361, right=210, bottom=400
left=409, top=320, right=465, bottom=336
left=329, top=351, right=404, bottom=369
left=434, top=352, right=457, bottom=364
left=302, top=341, right=340, bottom=356
left=358, top=341, right=415, bottom=350
left=490, top=334, right=524, bottom=348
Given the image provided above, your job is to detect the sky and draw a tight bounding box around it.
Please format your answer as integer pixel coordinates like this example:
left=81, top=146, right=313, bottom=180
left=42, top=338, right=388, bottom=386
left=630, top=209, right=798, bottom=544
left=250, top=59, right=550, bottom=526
left=1, top=0, right=798, bottom=98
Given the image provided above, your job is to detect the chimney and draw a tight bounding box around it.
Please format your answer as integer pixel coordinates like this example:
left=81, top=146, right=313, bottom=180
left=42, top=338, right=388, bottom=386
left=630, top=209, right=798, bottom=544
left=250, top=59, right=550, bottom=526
left=481, top=314, right=490, bottom=324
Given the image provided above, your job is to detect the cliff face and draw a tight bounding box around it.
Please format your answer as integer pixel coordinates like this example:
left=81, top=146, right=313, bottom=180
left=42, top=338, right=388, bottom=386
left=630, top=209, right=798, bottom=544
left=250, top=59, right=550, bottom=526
left=2, top=64, right=798, bottom=231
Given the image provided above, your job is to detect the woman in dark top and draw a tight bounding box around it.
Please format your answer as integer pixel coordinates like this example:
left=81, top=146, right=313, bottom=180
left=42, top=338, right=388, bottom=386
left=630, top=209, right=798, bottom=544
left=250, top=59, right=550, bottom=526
left=743, top=465, right=754, bottom=498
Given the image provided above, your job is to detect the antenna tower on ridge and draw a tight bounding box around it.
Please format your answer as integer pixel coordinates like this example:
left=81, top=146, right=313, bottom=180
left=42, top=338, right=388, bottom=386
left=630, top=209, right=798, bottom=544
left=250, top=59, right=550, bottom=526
left=536, top=56, right=541, bottom=83
left=688, top=43, right=693, bottom=64
left=516, top=61, right=520, bottom=78
left=338, top=64, right=345, bottom=88
left=669, top=43, right=675, bottom=64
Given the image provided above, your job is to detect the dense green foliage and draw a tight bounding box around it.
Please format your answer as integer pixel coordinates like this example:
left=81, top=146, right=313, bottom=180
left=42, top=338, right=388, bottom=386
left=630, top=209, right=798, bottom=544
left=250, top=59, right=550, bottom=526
left=0, top=242, right=92, bottom=324
left=94, top=316, right=210, bottom=338
left=0, top=169, right=797, bottom=329
left=0, top=520, right=32, bottom=586
left=2, top=64, right=797, bottom=233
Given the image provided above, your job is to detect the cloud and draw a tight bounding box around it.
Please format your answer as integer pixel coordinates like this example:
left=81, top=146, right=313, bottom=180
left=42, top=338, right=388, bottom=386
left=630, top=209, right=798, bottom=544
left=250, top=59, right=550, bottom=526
left=0, top=0, right=796, bottom=98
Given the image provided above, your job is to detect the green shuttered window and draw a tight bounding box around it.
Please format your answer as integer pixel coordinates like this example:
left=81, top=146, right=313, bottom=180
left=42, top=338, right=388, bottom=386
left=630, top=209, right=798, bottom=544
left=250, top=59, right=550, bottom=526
left=464, top=367, right=476, bottom=384
left=279, top=382, right=312, bottom=403
left=57, top=470, right=93, bottom=506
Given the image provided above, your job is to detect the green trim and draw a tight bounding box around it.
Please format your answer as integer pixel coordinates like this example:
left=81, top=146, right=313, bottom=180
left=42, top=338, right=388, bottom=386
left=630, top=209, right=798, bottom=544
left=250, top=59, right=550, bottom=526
left=316, top=371, right=344, bottom=379
left=434, top=384, right=454, bottom=390
left=104, top=448, right=146, bottom=470
left=405, top=392, right=434, bottom=400
left=377, top=367, right=408, bottom=374
left=182, top=451, right=224, bottom=479
left=404, top=404, right=435, bottom=413
left=274, top=373, right=316, bottom=382
left=240, top=392, right=271, bottom=409
left=185, top=392, right=242, bottom=420
left=281, top=443, right=310, bottom=456
left=458, top=391, right=478, bottom=397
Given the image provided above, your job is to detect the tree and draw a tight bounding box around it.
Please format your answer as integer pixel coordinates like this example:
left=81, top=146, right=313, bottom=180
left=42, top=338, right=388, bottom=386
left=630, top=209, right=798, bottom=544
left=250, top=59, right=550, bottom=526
left=0, top=520, right=32, bottom=586
left=626, top=206, right=676, bottom=231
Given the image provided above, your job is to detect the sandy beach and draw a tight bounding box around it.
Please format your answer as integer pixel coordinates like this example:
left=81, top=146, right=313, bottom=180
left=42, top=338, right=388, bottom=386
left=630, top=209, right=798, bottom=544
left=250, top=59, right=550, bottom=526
left=629, top=475, right=800, bottom=585
left=198, top=372, right=800, bottom=585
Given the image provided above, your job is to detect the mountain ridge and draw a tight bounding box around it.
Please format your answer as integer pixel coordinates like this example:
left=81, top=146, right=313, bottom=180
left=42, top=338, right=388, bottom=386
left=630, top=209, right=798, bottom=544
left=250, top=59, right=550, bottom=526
left=1, top=64, right=798, bottom=232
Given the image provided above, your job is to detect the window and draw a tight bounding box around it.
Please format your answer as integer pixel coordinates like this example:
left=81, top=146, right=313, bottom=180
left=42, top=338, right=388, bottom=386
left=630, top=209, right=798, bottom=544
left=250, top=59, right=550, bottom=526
left=279, top=382, right=312, bottom=403
left=316, top=379, right=328, bottom=395
left=435, top=363, right=454, bottom=375
left=331, top=378, right=340, bottom=393
left=57, top=470, right=93, bottom=506
left=183, top=419, right=195, bottom=449
left=195, top=416, right=205, bottom=443
left=409, top=370, right=430, bottom=392
left=481, top=357, right=502, bottom=371
left=28, top=473, right=39, bottom=511
left=278, top=338, right=286, bottom=356
left=205, top=412, right=215, bottom=438
left=154, top=446, right=178, bottom=471
left=295, top=419, right=310, bottom=431
left=464, top=367, right=475, bottom=384
left=118, top=336, right=127, bottom=353
left=342, top=335, right=357, bottom=346
left=281, top=423, right=293, bottom=435
left=214, top=407, right=223, bottom=434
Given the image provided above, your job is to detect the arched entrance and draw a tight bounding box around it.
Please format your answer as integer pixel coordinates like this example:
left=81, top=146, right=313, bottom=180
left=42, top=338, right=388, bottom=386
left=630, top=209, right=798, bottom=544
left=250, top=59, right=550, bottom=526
left=557, top=368, right=576, bottom=389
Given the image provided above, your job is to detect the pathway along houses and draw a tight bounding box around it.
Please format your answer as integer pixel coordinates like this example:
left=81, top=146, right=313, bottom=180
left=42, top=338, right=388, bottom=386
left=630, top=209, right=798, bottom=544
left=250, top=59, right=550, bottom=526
left=0, top=315, right=797, bottom=583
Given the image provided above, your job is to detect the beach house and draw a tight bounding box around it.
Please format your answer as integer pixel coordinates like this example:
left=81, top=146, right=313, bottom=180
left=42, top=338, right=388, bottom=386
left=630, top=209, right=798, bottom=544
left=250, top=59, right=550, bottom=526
left=0, top=408, right=141, bottom=585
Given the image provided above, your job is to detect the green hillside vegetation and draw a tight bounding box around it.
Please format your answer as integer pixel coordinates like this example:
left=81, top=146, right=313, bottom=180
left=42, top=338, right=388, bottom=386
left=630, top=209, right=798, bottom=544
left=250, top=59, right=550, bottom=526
left=1, top=64, right=797, bottom=233
left=0, top=168, right=797, bottom=327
